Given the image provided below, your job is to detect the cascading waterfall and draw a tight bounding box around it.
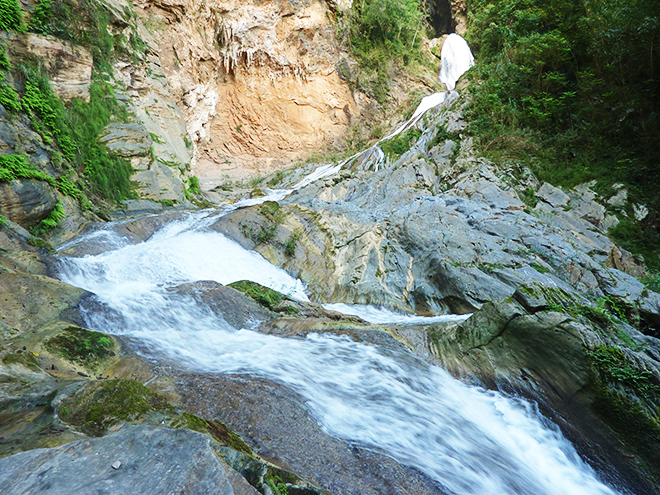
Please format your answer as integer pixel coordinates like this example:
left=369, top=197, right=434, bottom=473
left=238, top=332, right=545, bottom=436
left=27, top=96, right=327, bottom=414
left=53, top=33, right=624, bottom=495
left=57, top=210, right=621, bottom=495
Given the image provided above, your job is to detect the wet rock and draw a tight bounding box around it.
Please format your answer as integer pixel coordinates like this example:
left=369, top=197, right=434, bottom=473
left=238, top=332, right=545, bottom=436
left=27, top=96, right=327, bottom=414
left=0, top=425, right=236, bottom=495
left=176, top=374, right=445, bottom=495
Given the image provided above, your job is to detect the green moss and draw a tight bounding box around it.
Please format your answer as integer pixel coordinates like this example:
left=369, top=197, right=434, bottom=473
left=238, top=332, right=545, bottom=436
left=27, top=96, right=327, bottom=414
left=58, top=379, right=170, bottom=436
left=228, top=280, right=282, bottom=310
left=46, top=327, right=115, bottom=369
left=529, top=262, right=550, bottom=274
left=178, top=412, right=254, bottom=455
left=591, top=380, right=660, bottom=482
left=2, top=351, right=40, bottom=371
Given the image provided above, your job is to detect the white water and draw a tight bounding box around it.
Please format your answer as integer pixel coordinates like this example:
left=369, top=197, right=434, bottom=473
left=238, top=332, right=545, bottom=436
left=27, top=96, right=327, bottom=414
left=438, top=34, right=475, bottom=91
left=57, top=211, right=620, bottom=495
left=324, top=303, right=471, bottom=325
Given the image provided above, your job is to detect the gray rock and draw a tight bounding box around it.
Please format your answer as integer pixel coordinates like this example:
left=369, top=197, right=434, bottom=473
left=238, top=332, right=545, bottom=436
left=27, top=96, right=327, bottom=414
left=536, top=182, right=569, bottom=208
left=0, top=179, right=58, bottom=227
left=0, top=425, right=235, bottom=495
left=99, top=123, right=153, bottom=157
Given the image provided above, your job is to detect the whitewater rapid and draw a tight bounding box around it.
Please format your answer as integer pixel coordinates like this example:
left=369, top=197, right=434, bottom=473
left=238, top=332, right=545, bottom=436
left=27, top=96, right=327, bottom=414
left=56, top=210, right=621, bottom=495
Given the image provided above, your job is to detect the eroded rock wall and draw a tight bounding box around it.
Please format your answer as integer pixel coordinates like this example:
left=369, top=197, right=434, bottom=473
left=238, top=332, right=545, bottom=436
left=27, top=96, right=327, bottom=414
left=133, top=0, right=357, bottom=185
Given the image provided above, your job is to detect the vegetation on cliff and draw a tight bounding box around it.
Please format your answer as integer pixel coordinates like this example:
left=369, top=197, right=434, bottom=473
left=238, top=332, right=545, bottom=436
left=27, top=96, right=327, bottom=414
left=464, top=0, right=660, bottom=268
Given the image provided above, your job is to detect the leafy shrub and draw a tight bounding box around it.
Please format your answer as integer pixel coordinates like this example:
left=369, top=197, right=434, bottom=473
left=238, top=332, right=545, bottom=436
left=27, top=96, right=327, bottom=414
left=188, top=175, right=200, bottom=195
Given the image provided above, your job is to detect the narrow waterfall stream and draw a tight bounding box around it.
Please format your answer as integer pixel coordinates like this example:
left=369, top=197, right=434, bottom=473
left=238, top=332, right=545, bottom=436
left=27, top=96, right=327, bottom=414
left=56, top=210, right=621, bottom=495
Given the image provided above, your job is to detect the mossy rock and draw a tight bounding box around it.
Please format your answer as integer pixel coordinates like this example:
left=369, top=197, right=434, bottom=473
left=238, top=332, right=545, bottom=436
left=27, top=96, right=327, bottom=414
left=588, top=346, right=660, bottom=481
left=250, top=189, right=266, bottom=198
left=228, top=280, right=283, bottom=311
left=174, top=412, right=253, bottom=456
left=2, top=351, right=40, bottom=371
left=45, top=327, right=116, bottom=370
left=57, top=379, right=171, bottom=436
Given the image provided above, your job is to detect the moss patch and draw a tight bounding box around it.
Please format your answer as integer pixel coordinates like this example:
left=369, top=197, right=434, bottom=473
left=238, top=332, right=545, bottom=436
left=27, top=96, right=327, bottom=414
left=45, top=327, right=116, bottom=369
left=58, top=379, right=171, bottom=436
left=228, top=280, right=282, bottom=310
left=174, top=412, right=253, bottom=456
left=588, top=345, right=660, bottom=481
left=2, top=351, right=40, bottom=371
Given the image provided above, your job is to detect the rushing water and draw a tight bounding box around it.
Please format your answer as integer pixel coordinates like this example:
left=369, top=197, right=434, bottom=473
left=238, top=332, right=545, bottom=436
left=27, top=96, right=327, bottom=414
left=56, top=210, right=621, bottom=495
left=54, top=33, right=623, bottom=495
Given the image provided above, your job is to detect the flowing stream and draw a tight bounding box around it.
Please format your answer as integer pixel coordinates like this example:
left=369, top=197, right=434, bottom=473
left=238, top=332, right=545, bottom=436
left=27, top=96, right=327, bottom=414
left=55, top=34, right=624, bottom=495
left=57, top=210, right=621, bottom=495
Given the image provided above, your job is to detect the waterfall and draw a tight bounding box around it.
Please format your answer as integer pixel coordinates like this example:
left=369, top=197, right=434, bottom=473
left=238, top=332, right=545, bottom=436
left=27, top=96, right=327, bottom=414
left=57, top=210, right=621, bottom=495
left=438, top=33, right=475, bottom=91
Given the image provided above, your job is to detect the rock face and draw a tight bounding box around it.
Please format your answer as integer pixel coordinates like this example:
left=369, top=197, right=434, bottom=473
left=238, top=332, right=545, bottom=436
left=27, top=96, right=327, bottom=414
left=132, top=0, right=357, bottom=183
left=2, top=32, right=93, bottom=102
left=0, top=180, right=58, bottom=227
left=0, top=425, right=236, bottom=495
left=213, top=96, right=653, bottom=323
left=426, top=293, right=660, bottom=494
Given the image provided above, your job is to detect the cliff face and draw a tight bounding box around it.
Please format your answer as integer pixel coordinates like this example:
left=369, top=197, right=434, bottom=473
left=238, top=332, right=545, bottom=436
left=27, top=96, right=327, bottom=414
left=133, top=0, right=358, bottom=184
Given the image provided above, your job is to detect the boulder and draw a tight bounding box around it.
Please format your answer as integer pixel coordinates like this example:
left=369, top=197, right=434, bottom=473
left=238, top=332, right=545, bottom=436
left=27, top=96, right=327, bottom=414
left=0, top=179, right=58, bottom=227
left=0, top=425, right=237, bottom=495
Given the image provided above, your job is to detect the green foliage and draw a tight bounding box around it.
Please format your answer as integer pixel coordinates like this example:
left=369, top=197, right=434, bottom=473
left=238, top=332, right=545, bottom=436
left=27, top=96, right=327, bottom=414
left=0, top=46, right=11, bottom=71
left=268, top=170, right=287, bottom=187
left=609, top=217, right=660, bottom=271
left=529, top=262, right=550, bottom=274
left=0, top=81, right=20, bottom=113
left=0, top=154, right=55, bottom=185
left=265, top=476, right=289, bottom=495
left=188, top=175, right=200, bottom=195
left=0, top=214, right=7, bottom=226
left=29, top=0, right=52, bottom=34
left=66, top=82, right=134, bottom=202
left=342, top=0, right=427, bottom=101
left=46, top=326, right=115, bottom=369
left=380, top=128, right=422, bottom=159
left=589, top=345, right=660, bottom=479
left=21, top=78, right=76, bottom=159
left=643, top=273, right=660, bottom=294
left=284, top=232, right=300, bottom=256
left=0, top=0, right=25, bottom=32
left=465, top=0, right=660, bottom=265
left=589, top=346, right=659, bottom=398
left=27, top=0, right=123, bottom=73
left=228, top=280, right=283, bottom=310
left=33, top=201, right=65, bottom=234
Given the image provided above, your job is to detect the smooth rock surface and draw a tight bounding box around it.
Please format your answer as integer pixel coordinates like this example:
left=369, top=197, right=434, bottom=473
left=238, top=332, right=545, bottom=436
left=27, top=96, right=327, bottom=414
left=0, top=425, right=235, bottom=495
